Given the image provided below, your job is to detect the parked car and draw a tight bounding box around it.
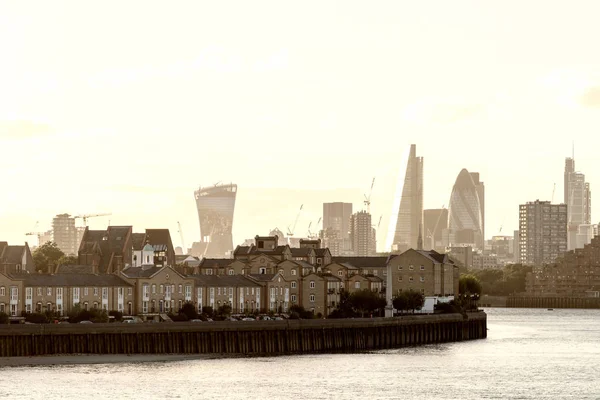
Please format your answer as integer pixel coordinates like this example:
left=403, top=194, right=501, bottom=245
left=190, top=319, right=203, bottom=323
left=79, top=320, right=93, bottom=324
left=241, top=317, right=255, bottom=321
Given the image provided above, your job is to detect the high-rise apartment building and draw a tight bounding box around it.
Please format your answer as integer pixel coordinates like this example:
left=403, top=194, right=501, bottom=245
left=448, top=169, right=484, bottom=250
left=519, top=200, right=568, bottom=265
left=423, top=208, right=448, bottom=252
left=386, top=144, right=423, bottom=253
left=350, top=211, right=376, bottom=256
left=52, top=214, right=79, bottom=256
left=194, top=183, right=237, bottom=258
left=564, top=157, right=591, bottom=250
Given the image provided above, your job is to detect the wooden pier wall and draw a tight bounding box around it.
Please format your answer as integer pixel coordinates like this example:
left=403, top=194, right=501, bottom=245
left=0, top=313, right=486, bottom=357
left=507, top=296, right=600, bottom=309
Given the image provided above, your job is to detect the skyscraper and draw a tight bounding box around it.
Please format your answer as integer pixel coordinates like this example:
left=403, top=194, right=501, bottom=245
left=519, top=200, right=567, bottom=265
left=564, top=157, right=591, bottom=250
left=469, top=172, right=485, bottom=243
left=350, top=211, right=376, bottom=256
left=194, top=183, right=237, bottom=258
left=386, top=144, right=423, bottom=253
left=322, top=202, right=352, bottom=255
left=423, top=208, right=448, bottom=252
left=448, top=169, right=484, bottom=250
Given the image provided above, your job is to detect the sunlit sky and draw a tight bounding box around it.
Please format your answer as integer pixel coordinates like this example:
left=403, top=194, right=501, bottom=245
left=2, top=1, right=600, bottom=252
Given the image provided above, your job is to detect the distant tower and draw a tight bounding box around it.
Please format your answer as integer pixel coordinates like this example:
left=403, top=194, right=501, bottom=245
left=386, top=144, right=423, bottom=253
left=350, top=211, right=375, bottom=256
left=52, top=214, right=78, bottom=256
left=448, top=169, right=484, bottom=250
left=194, top=183, right=237, bottom=258
left=564, top=156, right=592, bottom=250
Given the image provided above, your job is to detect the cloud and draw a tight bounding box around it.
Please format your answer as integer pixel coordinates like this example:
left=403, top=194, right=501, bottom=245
left=580, top=87, right=600, bottom=107
left=0, top=121, right=52, bottom=139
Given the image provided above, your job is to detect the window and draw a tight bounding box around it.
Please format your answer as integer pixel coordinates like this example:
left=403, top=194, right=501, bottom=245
left=218, top=287, right=221, bottom=295
left=310, top=281, right=315, bottom=289
left=206, top=269, right=213, bottom=275
left=102, top=287, right=108, bottom=300
left=47, top=287, right=52, bottom=296
left=160, top=285, right=164, bottom=294
left=26, top=287, right=33, bottom=300
left=409, top=277, right=414, bottom=282
left=280, top=287, right=283, bottom=295
left=229, top=288, right=233, bottom=295
left=398, top=276, right=403, bottom=282
left=128, top=287, right=132, bottom=295
left=152, top=284, right=156, bottom=294
left=36, top=287, right=42, bottom=296
left=291, top=270, right=297, bottom=276
left=420, top=265, right=425, bottom=271
left=291, top=294, right=297, bottom=302
left=84, top=287, right=88, bottom=296
left=354, top=282, right=360, bottom=289
left=420, top=276, right=425, bottom=282
left=0, top=287, right=5, bottom=296
left=337, top=270, right=343, bottom=276
left=228, top=269, right=234, bottom=275
left=259, top=268, right=266, bottom=274
left=409, top=265, right=414, bottom=270
left=94, top=287, right=98, bottom=296
left=178, top=284, right=183, bottom=294
left=310, top=294, right=315, bottom=302
left=398, top=266, right=402, bottom=271
left=291, top=282, right=296, bottom=289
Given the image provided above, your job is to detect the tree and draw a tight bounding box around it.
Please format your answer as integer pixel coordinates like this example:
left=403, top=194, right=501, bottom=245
left=459, top=274, right=483, bottom=297
left=289, top=305, right=314, bottom=319
left=217, top=304, right=232, bottom=317
left=33, top=242, right=65, bottom=273
left=109, top=310, right=123, bottom=322
left=349, top=289, right=386, bottom=317
left=201, top=306, right=214, bottom=318
left=0, top=312, right=9, bottom=324
left=180, top=302, right=198, bottom=320
left=392, top=290, right=425, bottom=315
left=392, top=294, right=409, bottom=315
left=57, top=255, right=78, bottom=266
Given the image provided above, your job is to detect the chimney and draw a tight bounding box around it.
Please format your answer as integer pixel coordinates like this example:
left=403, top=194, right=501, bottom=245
left=47, top=263, right=53, bottom=275
left=92, top=264, right=99, bottom=275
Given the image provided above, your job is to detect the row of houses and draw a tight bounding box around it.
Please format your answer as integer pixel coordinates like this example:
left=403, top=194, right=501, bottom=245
left=0, top=229, right=459, bottom=320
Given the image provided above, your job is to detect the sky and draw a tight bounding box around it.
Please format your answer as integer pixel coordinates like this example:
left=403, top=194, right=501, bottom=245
left=1, top=1, right=600, bottom=252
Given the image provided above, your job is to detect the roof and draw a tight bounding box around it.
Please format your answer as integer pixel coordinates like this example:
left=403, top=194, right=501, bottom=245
left=23, top=273, right=132, bottom=287
left=365, top=275, right=383, bottom=282
left=131, top=233, right=146, bottom=251
left=247, top=273, right=277, bottom=282
left=121, top=266, right=163, bottom=278
left=234, top=245, right=290, bottom=257
left=331, top=256, right=388, bottom=268
left=55, top=265, right=95, bottom=274
left=320, top=273, right=341, bottom=282
left=142, top=243, right=154, bottom=252
left=198, top=258, right=235, bottom=268
left=190, top=274, right=260, bottom=287
left=315, top=248, right=330, bottom=257
left=295, top=260, right=315, bottom=270
left=290, top=248, right=313, bottom=257
left=1, top=245, right=24, bottom=264
left=414, top=249, right=453, bottom=264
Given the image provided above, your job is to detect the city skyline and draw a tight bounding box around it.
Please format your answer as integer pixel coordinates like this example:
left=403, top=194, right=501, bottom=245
left=2, top=2, right=600, bottom=252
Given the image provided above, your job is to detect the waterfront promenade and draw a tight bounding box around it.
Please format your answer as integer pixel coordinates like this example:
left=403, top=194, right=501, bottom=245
left=0, top=313, right=486, bottom=357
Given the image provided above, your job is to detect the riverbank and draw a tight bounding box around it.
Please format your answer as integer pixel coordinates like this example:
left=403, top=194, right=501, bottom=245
left=0, top=354, right=222, bottom=367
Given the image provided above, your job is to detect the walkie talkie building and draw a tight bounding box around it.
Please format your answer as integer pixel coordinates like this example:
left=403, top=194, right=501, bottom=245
left=194, top=183, right=237, bottom=258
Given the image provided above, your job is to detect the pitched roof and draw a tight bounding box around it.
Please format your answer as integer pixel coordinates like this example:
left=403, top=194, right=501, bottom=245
left=1, top=245, right=25, bottom=264
left=55, top=265, right=95, bottom=274
left=365, top=275, right=383, bottom=282
left=121, top=266, right=163, bottom=278
left=23, top=273, right=132, bottom=287
left=331, top=256, right=388, bottom=268
left=414, top=249, right=454, bottom=264
left=315, top=248, right=330, bottom=257
left=234, top=245, right=254, bottom=255
left=131, top=233, right=146, bottom=251
left=198, top=258, right=234, bottom=268
left=295, top=260, right=315, bottom=270
left=320, top=273, right=341, bottom=282
left=290, top=248, right=313, bottom=257
left=247, top=273, right=277, bottom=282
left=235, top=245, right=290, bottom=257
left=190, top=274, right=260, bottom=287
left=339, top=262, right=359, bottom=270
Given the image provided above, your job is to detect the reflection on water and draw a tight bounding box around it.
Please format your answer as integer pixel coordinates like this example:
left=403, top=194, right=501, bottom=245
left=1, top=308, right=599, bottom=400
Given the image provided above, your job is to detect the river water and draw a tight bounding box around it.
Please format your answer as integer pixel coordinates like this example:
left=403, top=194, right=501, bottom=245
left=1, top=308, right=599, bottom=400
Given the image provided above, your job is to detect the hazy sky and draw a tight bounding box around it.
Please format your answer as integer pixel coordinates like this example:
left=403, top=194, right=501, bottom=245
left=2, top=1, right=600, bottom=252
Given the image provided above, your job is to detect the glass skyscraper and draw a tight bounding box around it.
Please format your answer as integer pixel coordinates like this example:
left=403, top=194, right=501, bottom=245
left=448, top=169, right=484, bottom=250
left=194, top=183, right=237, bottom=258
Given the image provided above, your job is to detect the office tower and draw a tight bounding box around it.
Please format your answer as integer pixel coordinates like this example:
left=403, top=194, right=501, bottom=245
left=386, top=144, right=423, bottom=253
left=448, top=169, right=484, bottom=250
left=519, top=200, right=568, bottom=265
left=469, top=172, right=485, bottom=243
left=423, top=208, right=448, bottom=252
left=322, top=202, right=352, bottom=254
left=564, top=157, right=592, bottom=250
left=52, top=214, right=79, bottom=255
left=194, top=183, right=237, bottom=258
left=350, top=211, right=375, bottom=256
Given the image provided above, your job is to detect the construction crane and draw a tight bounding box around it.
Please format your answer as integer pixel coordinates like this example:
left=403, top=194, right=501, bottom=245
left=287, top=204, right=303, bottom=237
left=177, top=221, right=186, bottom=254
left=74, top=213, right=112, bottom=227
left=551, top=183, right=556, bottom=203
left=307, top=217, right=322, bottom=239
left=363, top=177, right=375, bottom=214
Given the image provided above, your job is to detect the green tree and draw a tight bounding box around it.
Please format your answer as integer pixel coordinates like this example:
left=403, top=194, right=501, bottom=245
left=33, top=242, right=65, bottom=273
left=459, top=274, right=483, bottom=296
left=393, top=290, right=425, bottom=314
left=180, top=302, right=198, bottom=320
left=57, top=255, right=78, bottom=266
left=349, top=289, right=386, bottom=317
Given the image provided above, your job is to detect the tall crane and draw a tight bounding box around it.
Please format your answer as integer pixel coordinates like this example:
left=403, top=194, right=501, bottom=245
left=177, top=221, right=186, bottom=254
left=287, top=204, right=303, bottom=237
left=363, top=177, right=375, bottom=214
left=25, top=221, right=46, bottom=246
left=551, top=183, right=556, bottom=203
left=74, top=213, right=112, bottom=227
left=307, top=217, right=322, bottom=239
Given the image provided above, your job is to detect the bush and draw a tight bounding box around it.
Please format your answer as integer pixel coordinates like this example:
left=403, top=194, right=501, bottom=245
left=288, top=312, right=300, bottom=320
left=0, top=312, right=9, bottom=324
left=202, top=306, right=214, bottom=318
left=25, top=313, right=49, bottom=324
left=109, top=310, right=123, bottom=322
left=180, top=302, right=198, bottom=320
left=169, top=312, right=188, bottom=322
left=289, top=305, right=314, bottom=319
left=217, top=304, right=232, bottom=317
